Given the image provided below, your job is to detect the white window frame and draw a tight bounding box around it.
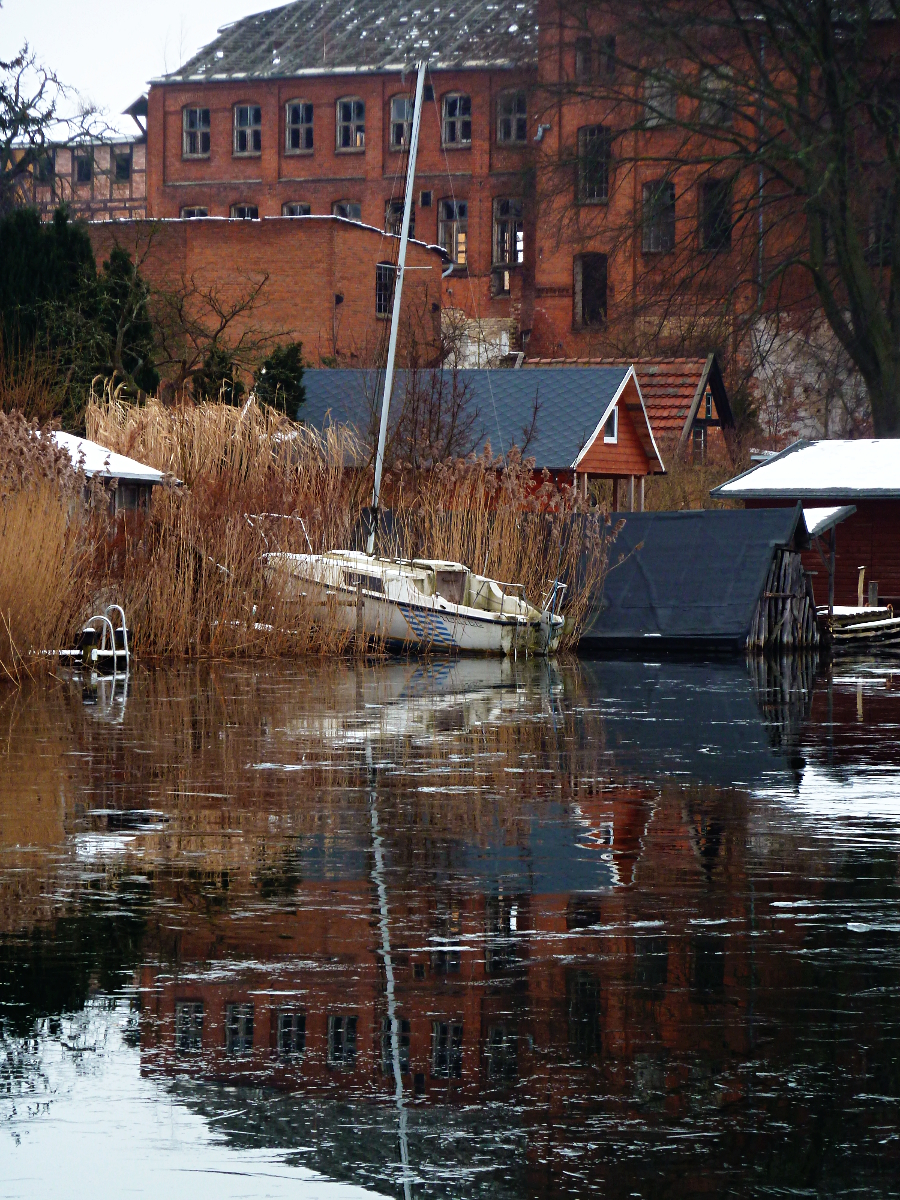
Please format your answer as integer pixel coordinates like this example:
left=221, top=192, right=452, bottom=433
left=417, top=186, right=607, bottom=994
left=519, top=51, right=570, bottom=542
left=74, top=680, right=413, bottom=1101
left=497, top=90, right=528, bottom=144
left=233, top=104, right=262, bottom=156
left=442, top=93, right=472, bottom=147
left=182, top=107, right=211, bottom=159
left=603, top=406, right=618, bottom=443
left=285, top=100, right=314, bottom=153
left=389, top=95, right=413, bottom=149
left=336, top=97, right=365, bottom=151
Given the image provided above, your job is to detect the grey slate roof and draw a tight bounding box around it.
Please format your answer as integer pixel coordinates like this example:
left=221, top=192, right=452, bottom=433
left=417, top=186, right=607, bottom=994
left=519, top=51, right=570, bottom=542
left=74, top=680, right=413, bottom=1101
left=300, top=366, right=632, bottom=469
left=158, top=0, right=537, bottom=83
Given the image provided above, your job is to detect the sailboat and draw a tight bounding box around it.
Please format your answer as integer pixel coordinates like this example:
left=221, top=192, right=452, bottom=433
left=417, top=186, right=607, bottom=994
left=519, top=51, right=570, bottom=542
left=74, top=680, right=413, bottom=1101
left=266, top=62, right=565, bottom=656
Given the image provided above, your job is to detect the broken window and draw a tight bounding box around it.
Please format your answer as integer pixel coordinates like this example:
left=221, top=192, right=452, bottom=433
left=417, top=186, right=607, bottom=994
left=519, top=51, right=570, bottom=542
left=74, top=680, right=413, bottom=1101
left=75, top=152, right=93, bottom=185
left=576, top=125, right=610, bottom=203
left=442, top=93, right=472, bottom=146
left=327, top=1014, right=358, bottom=1068
left=376, top=262, right=396, bottom=317
left=285, top=100, right=313, bottom=152
left=277, top=1010, right=306, bottom=1059
left=497, top=90, right=527, bottom=144
left=700, top=179, right=733, bottom=251
left=431, top=1021, right=463, bottom=1078
left=575, top=36, right=593, bottom=81
left=114, top=149, right=132, bottom=183
left=493, top=198, right=524, bottom=266
left=336, top=97, right=365, bottom=150
left=225, top=1003, right=254, bottom=1056
left=230, top=203, right=259, bottom=219
left=35, top=149, right=55, bottom=183
left=642, top=180, right=676, bottom=253
left=699, top=68, right=732, bottom=127
left=174, top=1000, right=203, bottom=1053
left=233, top=104, right=262, bottom=155
left=644, top=73, right=677, bottom=127
left=573, top=252, right=608, bottom=328
left=182, top=107, right=210, bottom=158
left=381, top=1016, right=411, bottom=1075
left=385, top=198, right=414, bottom=238
left=180, top=206, right=209, bottom=218
left=601, top=35, right=617, bottom=75
left=282, top=202, right=311, bottom=216
left=390, top=95, right=413, bottom=148
left=438, top=199, right=467, bottom=266
left=332, top=200, right=361, bottom=220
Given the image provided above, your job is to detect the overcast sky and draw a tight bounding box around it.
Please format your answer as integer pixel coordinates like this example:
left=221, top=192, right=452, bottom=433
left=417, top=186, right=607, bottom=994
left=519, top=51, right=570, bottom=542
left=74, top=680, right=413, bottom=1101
left=2, top=0, right=272, bottom=134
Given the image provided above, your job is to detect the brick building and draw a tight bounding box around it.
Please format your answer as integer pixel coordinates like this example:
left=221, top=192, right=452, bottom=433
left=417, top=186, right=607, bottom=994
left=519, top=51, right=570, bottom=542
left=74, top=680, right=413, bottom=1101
left=20, top=134, right=148, bottom=222
left=88, top=215, right=446, bottom=367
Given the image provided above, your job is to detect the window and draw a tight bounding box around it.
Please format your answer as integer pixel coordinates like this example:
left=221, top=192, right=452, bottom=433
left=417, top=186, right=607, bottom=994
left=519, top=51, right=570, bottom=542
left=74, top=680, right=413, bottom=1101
left=75, top=152, right=93, bottom=185
left=575, top=36, right=592, bottom=81
left=113, top=149, right=132, bottom=183
left=438, top=199, right=468, bottom=266
left=230, top=203, right=259, bottom=219
left=704, top=388, right=713, bottom=419
left=180, top=206, right=209, bottom=218
left=699, top=68, right=732, bottom=127
left=486, top=1024, right=518, bottom=1081
left=431, top=1021, right=463, bottom=1078
left=604, top=405, right=618, bottom=443
left=601, top=35, right=617, bottom=75
left=234, top=104, right=262, bottom=155
left=381, top=1016, right=411, bottom=1074
left=182, top=107, right=210, bottom=158
left=390, top=95, right=413, bottom=148
left=385, top=198, right=415, bottom=239
left=642, top=180, right=676, bottom=253
left=442, top=93, right=472, bottom=146
left=225, top=1003, right=254, bottom=1056
left=573, top=252, right=608, bottom=328
left=174, top=1001, right=203, bottom=1053
left=336, top=97, right=365, bottom=150
left=634, top=934, right=669, bottom=992
left=644, top=74, right=677, bottom=127
left=35, top=149, right=55, bottom=183
left=286, top=100, right=313, bottom=152
left=692, top=934, right=725, bottom=996
left=332, top=200, right=361, bottom=220
left=576, top=125, right=610, bottom=203
left=497, top=91, right=527, bottom=144
left=485, top=895, right=524, bottom=974
left=420, top=189, right=432, bottom=208
left=376, top=262, right=396, bottom=317
left=493, top=198, right=524, bottom=266
left=282, top=202, right=310, bottom=216
left=327, top=1014, right=358, bottom=1068
left=692, top=423, right=707, bottom=463
left=701, top=179, right=732, bottom=251
left=277, top=1010, right=306, bottom=1059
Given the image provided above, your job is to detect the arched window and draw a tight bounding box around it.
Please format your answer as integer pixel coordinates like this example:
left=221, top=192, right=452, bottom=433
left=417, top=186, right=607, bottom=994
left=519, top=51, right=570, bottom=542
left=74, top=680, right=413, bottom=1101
left=336, top=98, right=365, bottom=150
left=285, top=100, right=313, bottom=152
left=282, top=202, right=311, bottom=216
left=182, top=107, right=210, bottom=158
left=233, top=104, right=262, bottom=156
left=442, top=94, right=471, bottom=146
left=230, top=203, right=259, bottom=219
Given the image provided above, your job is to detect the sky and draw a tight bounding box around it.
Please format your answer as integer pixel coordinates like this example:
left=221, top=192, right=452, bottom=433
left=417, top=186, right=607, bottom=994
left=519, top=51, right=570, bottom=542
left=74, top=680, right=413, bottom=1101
left=2, top=0, right=272, bottom=135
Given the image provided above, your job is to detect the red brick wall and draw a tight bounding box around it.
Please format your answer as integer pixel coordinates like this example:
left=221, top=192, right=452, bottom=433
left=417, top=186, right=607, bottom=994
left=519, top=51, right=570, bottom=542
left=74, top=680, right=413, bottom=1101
left=88, top=216, right=444, bottom=368
left=146, top=69, right=536, bottom=330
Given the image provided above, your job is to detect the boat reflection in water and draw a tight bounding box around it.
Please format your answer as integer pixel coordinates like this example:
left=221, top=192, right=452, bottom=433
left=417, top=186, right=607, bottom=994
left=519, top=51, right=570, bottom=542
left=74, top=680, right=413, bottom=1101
left=2, top=655, right=900, bottom=1198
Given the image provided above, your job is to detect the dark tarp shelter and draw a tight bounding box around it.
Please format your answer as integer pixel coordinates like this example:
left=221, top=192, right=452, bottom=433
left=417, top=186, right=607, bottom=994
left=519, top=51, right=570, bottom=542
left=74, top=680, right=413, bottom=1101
left=581, top=507, right=809, bottom=653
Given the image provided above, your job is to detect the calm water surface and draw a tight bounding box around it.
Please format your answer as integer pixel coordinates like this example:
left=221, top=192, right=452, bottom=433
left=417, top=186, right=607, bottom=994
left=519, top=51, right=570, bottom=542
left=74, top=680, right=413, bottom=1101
left=1, top=655, right=899, bottom=1198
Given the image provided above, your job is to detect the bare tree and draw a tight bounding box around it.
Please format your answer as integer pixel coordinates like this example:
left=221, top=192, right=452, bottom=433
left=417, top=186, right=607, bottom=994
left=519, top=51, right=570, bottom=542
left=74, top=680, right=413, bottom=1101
left=538, top=0, right=900, bottom=434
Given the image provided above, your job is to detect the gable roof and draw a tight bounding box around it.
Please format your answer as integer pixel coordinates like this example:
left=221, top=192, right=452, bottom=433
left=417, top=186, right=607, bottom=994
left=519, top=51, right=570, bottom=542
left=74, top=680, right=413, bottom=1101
left=581, top=507, right=808, bottom=651
left=53, top=432, right=168, bottom=485
left=711, top=439, right=900, bottom=501
left=156, top=0, right=537, bottom=83
left=299, top=366, right=663, bottom=471
left=524, top=354, right=734, bottom=445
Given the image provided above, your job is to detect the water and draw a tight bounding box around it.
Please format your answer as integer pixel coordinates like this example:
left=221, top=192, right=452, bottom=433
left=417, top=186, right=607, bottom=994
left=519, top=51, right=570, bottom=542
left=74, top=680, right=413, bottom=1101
left=1, top=656, right=900, bottom=1198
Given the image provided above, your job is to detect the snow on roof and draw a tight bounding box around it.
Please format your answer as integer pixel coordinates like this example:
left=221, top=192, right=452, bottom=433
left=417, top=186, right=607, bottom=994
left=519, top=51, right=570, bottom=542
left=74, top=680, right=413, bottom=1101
left=712, top=440, right=900, bottom=500
left=802, top=505, right=857, bottom=538
left=53, top=432, right=168, bottom=485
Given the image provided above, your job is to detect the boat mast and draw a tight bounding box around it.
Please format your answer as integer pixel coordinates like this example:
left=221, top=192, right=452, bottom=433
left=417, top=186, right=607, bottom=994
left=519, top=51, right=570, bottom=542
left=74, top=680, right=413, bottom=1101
left=367, top=59, right=428, bottom=556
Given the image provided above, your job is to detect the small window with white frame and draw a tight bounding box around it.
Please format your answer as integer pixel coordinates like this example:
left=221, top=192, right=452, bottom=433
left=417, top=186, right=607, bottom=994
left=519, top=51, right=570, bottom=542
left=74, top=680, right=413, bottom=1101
left=604, top=405, right=618, bottom=443
left=233, top=104, right=262, bottom=155
left=282, top=202, right=310, bottom=216
left=180, top=206, right=209, bottom=218
left=442, top=94, right=472, bottom=146
left=336, top=97, right=365, bottom=150
left=389, top=95, right=413, bottom=149
left=182, top=107, right=210, bottom=158
left=497, top=91, right=528, bottom=144
left=285, top=100, right=313, bottom=152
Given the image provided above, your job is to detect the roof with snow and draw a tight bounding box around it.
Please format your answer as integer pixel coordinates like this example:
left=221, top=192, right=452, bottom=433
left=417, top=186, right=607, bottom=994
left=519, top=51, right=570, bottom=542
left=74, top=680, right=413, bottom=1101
left=156, top=0, right=537, bottom=83
left=300, top=366, right=664, bottom=472
left=712, top=440, right=900, bottom=501
left=53, top=432, right=168, bottom=485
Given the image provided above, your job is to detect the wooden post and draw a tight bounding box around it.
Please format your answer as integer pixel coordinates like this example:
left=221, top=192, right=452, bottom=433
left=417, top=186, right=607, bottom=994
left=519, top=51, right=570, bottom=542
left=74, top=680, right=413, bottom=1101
left=638, top=476, right=644, bottom=512
left=627, top=475, right=635, bottom=512
left=828, top=528, right=835, bottom=620
left=857, top=565, right=866, bottom=607
left=356, top=580, right=364, bottom=642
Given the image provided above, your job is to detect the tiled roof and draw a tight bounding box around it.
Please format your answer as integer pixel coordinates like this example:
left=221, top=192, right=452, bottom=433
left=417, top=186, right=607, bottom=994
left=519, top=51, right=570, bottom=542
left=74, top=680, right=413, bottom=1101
left=301, top=366, right=639, bottom=470
left=524, top=356, right=727, bottom=443
left=157, top=0, right=537, bottom=83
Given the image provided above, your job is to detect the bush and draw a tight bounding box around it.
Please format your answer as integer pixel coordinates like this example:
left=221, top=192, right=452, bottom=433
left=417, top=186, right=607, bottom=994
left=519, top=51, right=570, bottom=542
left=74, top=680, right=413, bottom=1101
left=254, top=341, right=305, bottom=420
